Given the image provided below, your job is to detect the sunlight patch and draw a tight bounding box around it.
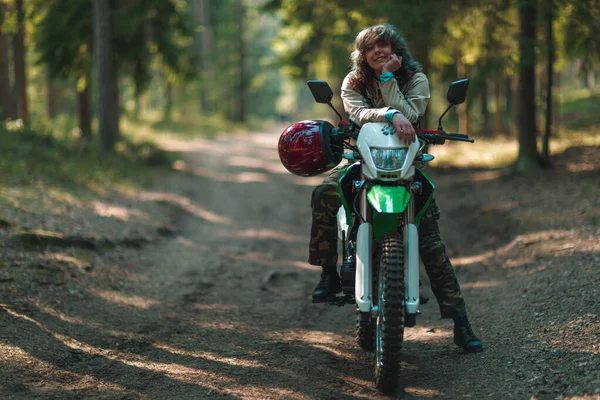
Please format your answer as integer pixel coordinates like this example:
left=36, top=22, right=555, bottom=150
left=0, top=343, right=127, bottom=393
left=172, top=160, right=270, bottom=183
left=93, top=201, right=150, bottom=221
left=461, top=280, right=505, bottom=289
left=176, top=237, right=211, bottom=250
left=140, top=191, right=232, bottom=224
left=217, top=228, right=302, bottom=242
left=403, top=326, right=453, bottom=343
left=188, top=304, right=239, bottom=311
left=1, top=305, right=232, bottom=390
left=248, top=132, right=280, bottom=148
left=287, top=175, right=326, bottom=186
left=481, top=201, right=519, bottom=213
left=37, top=305, right=131, bottom=338
left=191, top=319, right=247, bottom=331
left=283, top=260, right=321, bottom=271
left=47, top=253, right=90, bottom=270
left=404, top=387, right=443, bottom=397
left=92, top=289, right=160, bottom=310
left=452, top=230, right=575, bottom=267
left=153, top=343, right=266, bottom=368
left=227, top=156, right=288, bottom=174
left=470, top=170, right=504, bottom=181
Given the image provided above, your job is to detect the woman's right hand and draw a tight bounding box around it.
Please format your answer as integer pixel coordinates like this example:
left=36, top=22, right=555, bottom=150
left=382, top=55, right=403, bottom=74
left=391, top=112, right=416, bottom=145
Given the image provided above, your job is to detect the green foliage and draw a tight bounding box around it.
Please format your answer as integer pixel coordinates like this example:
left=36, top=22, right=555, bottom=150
left=561, top=0, right=600, bottom=68
left=0, top=0, right=18, bottom=34
left=33, top=0, right=196, bottom=94
left=112, top=0, right=197, bottom=91
left=265, top=0, right=368, bottom=80
left=0, top=122, right=173, bottom=191
left=32, top=0, right=92, bottom=84
left=560, top=89, right=600, bottom=130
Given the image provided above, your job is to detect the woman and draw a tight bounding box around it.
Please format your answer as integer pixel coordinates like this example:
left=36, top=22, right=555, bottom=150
left=309, top=23, right=483, bottom=353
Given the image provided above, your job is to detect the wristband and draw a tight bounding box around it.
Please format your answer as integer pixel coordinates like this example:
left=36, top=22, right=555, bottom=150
left=385, top=108, right=399, bottom=123
left=378, top=71, right=394, bottom=83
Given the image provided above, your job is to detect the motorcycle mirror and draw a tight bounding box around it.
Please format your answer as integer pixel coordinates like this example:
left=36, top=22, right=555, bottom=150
left=447, top=79, right=469, bottom=105
left=307, top=80, right=334, bottom=104
left=306, top=80, right=345, bottom=122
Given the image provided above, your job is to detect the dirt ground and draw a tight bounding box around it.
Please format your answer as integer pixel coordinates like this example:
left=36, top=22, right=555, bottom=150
left=1, top=130, right=599, bottom=399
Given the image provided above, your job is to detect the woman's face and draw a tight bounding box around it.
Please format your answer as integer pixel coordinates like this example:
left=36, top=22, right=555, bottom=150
left=365, top=40, right=393, bottom=75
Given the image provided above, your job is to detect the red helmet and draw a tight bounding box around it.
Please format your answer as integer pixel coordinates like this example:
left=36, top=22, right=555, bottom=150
left=278, top=120, right=342, bottom=177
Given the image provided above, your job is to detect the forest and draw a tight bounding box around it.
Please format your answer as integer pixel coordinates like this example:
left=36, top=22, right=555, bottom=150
left=0, top=0, right=598, bottom=164
left=0, top=0, right=599, bottom=399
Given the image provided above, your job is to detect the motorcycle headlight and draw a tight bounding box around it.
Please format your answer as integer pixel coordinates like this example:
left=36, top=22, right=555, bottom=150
left=369, top=148, right=408, bottom=170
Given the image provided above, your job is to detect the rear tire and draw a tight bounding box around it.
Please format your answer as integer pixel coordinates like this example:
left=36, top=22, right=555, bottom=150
left=374, top=233, right=405, bottom=394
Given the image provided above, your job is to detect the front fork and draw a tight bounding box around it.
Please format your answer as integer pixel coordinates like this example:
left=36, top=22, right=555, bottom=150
left=403, top=195, right=420, bottom=316
left=355, top=179, right=372, bottom=313
left=354, top=179, right=421, bottom=318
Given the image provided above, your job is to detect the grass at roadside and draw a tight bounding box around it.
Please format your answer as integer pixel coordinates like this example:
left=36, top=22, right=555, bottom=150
left=0, top=121, right=174, bottom=226
left=430, top=88, right=600, bottom=169
left=121, top=111, right=248, bottom=141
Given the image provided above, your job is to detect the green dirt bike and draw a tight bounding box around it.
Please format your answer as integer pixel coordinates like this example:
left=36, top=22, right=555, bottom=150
left=278, top=78, right=473, bottom=394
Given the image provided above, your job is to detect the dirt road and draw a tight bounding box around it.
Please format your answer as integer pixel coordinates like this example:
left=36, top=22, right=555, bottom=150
left=1, top=131, right=599, bottom=399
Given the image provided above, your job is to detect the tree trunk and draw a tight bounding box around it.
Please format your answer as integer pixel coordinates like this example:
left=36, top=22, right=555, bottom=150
left=77, top=80, right=92, bottom=144
left=515, top=0, right=543, bottom=173
left=47, top=76, right=58, bottom=119
left=164, top=81, right=172, bottom=122
left=511, top=76, right=519, bottom=135
left=194, top=0, right=213, bottom=113
left=504, top=77, right=513, bottom=131
left=133, top=81, right=141, bottom=120
left=554, top=71, right=561, bottom=131
left=93, top=0, right=120, bottom=151
left=233, top=0, right=246, bottom=122
left=542, top=0, right=554, bottom=165
left=494, top=78, right=503, bottom=135
left=412, top=35, right=432, bottom=128
left=480, top=78, right=490, bottom=136
left=0, top=2, right=11, bottom=121
left=13, top=0, right=28, bottom=125
left=457, top=60, right=470, bottom=134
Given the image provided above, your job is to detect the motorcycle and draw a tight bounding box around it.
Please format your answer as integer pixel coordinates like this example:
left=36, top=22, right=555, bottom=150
left=278, top=78, right=473, bottom=393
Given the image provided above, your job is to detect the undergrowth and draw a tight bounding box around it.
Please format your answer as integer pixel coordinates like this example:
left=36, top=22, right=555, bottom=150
left=430, top=88, right=600, bottom=169
left=0, top=122, right=173, bottom=201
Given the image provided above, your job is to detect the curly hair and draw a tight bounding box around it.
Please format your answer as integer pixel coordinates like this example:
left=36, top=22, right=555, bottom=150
left=349, top=24, right=422, bottom=101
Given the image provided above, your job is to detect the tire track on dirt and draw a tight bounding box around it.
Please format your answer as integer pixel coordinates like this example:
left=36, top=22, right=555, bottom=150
left=138, top=131, right=502, bottom=399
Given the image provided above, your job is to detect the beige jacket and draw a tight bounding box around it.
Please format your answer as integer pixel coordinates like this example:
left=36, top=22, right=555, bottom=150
left=341, top=71, right=430, bottom=125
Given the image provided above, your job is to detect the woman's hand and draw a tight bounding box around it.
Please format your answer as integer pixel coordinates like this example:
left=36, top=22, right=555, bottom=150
left=382, top=54, right=402, bottom=74
left=391, top=113, right=416, bottom=145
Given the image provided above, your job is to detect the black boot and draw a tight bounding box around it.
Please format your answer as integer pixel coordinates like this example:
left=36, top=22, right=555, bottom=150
left=312, top=268, right=342, bottom=303
left=453, top=315, right=483, bottom=353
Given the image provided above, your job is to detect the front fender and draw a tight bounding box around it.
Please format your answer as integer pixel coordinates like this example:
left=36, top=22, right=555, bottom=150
left=367, top=185, right=411, bottom=214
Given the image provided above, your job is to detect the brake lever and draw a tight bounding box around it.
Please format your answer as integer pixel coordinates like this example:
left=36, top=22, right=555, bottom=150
left=439, top=132, right=475, bottom=143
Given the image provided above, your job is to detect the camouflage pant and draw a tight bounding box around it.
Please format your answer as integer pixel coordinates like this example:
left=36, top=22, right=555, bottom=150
left=309, top=165, right=467, bottom=318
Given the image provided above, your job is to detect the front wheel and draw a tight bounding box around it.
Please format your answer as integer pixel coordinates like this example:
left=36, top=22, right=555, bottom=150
left=374, top=233, right=405, bottom=394
left=356, top=310, right=375, bottom=351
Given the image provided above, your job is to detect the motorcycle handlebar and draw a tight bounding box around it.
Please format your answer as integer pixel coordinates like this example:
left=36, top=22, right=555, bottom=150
left=417, top=130, right=474, bottom=144
left=332, top=124, right=474, bottom=143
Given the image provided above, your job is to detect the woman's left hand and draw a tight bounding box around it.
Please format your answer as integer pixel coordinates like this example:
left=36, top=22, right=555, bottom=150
left=391, top=113, right=416, bottom=145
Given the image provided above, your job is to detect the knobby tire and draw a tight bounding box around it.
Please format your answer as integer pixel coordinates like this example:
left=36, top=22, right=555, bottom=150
left=374, top=233, right=405, bottom=394
left=356, top=309, right=375, bottom=351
